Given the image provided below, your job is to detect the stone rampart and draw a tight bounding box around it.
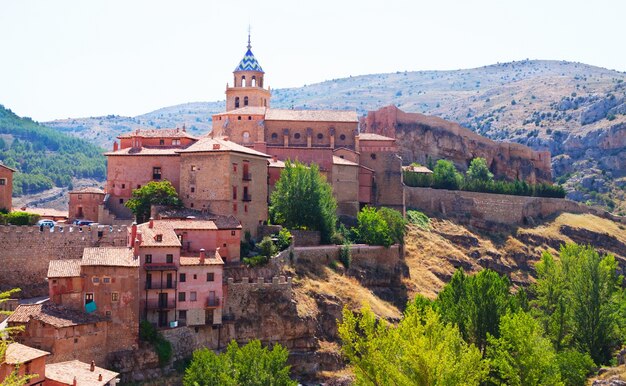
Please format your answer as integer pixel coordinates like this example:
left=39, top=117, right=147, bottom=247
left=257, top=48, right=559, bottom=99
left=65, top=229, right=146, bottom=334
left=405, top=187, right=625, bottom=226
left=0, top=225, right=129, bottom=297
left=290, top=230, right=321, bottom=246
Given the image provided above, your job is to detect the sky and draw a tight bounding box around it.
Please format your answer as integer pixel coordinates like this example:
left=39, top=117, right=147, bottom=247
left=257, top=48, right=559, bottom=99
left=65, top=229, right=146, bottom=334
left=1, top=0, right=624, bottom=121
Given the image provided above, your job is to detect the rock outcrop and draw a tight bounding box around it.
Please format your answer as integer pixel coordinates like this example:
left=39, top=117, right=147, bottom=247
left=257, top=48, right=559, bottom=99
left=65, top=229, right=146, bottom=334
left=361, top=105, right=552, bottom=183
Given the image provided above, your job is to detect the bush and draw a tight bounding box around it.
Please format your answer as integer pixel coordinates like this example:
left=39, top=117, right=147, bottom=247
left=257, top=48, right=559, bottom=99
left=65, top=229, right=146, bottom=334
left=139, top=320, right=172, bottom=366
left=339, top=243, right=351, bottom=269
left=355, top=206, right=392, bottom=247
left=259, top=236, right=277, bottom=258
left=276, top=228, right=292, bottom=251
left=432, top=160, right=463, bottom=190
left=407, top=210, right=430, bottom=230
left=243, top=254, right=269, bottom=267
left=0, top=211, right=40, bottom=225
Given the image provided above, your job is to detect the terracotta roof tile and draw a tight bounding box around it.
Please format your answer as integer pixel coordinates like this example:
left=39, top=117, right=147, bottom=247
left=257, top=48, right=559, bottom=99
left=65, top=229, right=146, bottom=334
left=357, top=133, right=396, bottom=141
left=7, top=303, right=105, bottom=328
left=47, top=259, right=82, bottom=278
left=82, top=247, right=139, bottom=267
left=177, top=137, right=271, bottom=158
left=46, top=360, right=118, bottom=386
left=332, top=156, right=359, bottom=166
left=4, top=343, right=49, bottom=364
left=402, top=165, right=433, bottom=173
left=214, top=106, right=267, bottom=116
left=104, top=147, right=180, bottom=156
left=136, top=222, right=180, bottom=247
left=179, top=251, right=224, bottom=266
left=70, top=187, right=105, bottom=194
left=265, top=109, right=358, bottom=122
left=152, top=207, right=242, bottom=229
left=117, top=128, right=198, bottom=139
left=268, top=158, right=286, bottom=168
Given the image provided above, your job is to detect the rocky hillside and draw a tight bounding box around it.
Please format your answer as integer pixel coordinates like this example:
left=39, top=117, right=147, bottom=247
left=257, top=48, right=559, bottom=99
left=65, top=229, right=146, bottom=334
left=44, top=60, right=626, bottom=213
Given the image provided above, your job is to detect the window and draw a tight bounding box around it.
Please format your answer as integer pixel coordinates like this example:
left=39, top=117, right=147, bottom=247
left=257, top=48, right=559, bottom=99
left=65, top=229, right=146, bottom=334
left=159, top=139, right=165, bottom=145
left=190, top=203, right=194, bottom=208
left=122, top=184, right=125, bottom=189
left=119, top=198, right=124, bottom=204
left=155, top=234, right=163, bottom=242
left=153, top=167, right=162, bottom=180
left=207, top=272, right=214, bottom=282
left=178, top=292, right=186, bottom=302
left=233, top=203, right=237, bottom=213
left=179, top=310, right=187, bottom=320
left=92, top=277, right=100, bottom=284
left=190, top=187, right=195, bottom=193
left=233, top=163, right=238, bottom=172
left=105, top=311, right=112, bottom=316
left=243, top=131, right=250, bottom=142
left=191, top=165, right=197, bottom=171
left=85, top=293, right=94, bottom=305
left=244, top=204, right=248, bottom=213
left=190, top=292, right=197, bottom=301
left=317, top=133, right=323, bottom=139
left=52, top=279, right=57, bottom=284
left=232, top=186, right=237, bottom=200
left=248, top=116, right=252, bottom=120
left=370, top=153, right=377, bottom=160
left=111, top=292, right=119, bottom=302
left=271, top=133, right=278, bottom=139
left=137, top=185, right=140, bottom=189
left=294, top=133, right=301, bottom=139
left=193, top=274, right=197, bottom=280
left=180, top=273, right=186, bottom=282
left=238, top=116, right=242, bottom=120
left=173, top=139, right=181, bottom=145
left=231, top=230, right=236, bottom=236
left=145, top=254, right=152, bottom=263
left=340, top=134, right=346, bottom=140
left=235, top=97, right=240, bottom=108
left=103, top=277, right=111, bottom=284
left=78, top=194, right=82, bottom=199
left=244, top=96, right=249, bottom=106
left=166, top=254, right=173, bottom=264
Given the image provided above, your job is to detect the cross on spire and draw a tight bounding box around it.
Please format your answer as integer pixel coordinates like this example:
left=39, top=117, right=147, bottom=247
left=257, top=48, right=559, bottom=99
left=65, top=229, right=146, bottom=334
left=247, top=25, right=251, bottom=50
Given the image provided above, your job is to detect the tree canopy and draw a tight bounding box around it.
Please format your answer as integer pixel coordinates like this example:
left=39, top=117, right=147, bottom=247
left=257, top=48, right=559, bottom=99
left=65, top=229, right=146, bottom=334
left=355, top=206, right=406, bottom=247
left=432, top=159, right=463, bottom=190
left=269, top=161, right=337, bottom=244
left=125, top=180, right=182, bottom=223
left=183, top=340, right=297, bottom=386
left=466, top=157, right=494, bottom=183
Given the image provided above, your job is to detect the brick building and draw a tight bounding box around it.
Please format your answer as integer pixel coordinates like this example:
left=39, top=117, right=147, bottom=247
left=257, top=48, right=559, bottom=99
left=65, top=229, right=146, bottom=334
left=0, top=163, right=15, bottom=211
left=68, top=187, right=105, bottom=223
left=0, top=343, right=48, bottom=385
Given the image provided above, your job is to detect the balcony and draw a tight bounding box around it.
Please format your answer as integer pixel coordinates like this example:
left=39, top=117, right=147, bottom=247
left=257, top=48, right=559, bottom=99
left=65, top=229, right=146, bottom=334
left=145, top=280, right=177, bottom=290
left=242, top=172, right=252, bottom=181
left=206, top=298, right=220, bottom=308
left=242, top=193, right=252, bottom=202
left=144, top=263, right=178, bottom=271
left=146, top=299, right=176, bottom=310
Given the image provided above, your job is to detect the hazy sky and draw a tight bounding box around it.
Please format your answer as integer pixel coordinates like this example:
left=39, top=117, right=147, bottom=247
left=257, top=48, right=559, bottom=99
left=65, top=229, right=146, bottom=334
left=1, top=0, right=624, bottom=121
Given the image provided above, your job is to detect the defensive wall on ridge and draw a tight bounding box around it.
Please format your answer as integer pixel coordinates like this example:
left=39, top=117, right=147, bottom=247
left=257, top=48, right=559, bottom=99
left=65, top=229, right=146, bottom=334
left=0, top=225, right=129, bottom=297
left=405, top=187, right=626, bottom=226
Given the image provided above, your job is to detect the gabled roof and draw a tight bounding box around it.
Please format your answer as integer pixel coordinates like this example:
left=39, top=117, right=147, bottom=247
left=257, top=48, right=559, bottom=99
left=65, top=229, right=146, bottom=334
left=403, top=165, right=433, bottom=174
left=179, top=251, right=224, bottom=266
left=7, top=303, right=105, bottom=328
left=4, top=343, right=49, bottom=364
left=357, top=133, right=396, bottom=141
left=234, top=47, right=264, bottom=72
left=177, top=137, right=271, bottom=158
left=268, top=158, right=286, bottom=168
left=0, top=162, right=17, bottom=172
left=46, top=360, right=119, bottom=386
left=265, top=109, right=358, bottom=123
left=82, top=247, right=139, bottom=267
left=104, top=147, right=180, bottom=156
left=48, top=259, right=82, bottom=278
left=333, top=156, right=359, bottom=166
left=214, top=106, right=267, bottom=116
left=70, top=187, right=105, bottom=194
left=117, top=128, right=198, bottom=140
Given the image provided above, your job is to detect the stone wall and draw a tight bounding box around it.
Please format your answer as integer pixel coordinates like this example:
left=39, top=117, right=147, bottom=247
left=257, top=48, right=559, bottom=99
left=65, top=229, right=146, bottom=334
left=291, top=230, right=321, bottom=246
left=0, top=225, right=128, bottom=297
left=405, top=187, right=626, bottom=226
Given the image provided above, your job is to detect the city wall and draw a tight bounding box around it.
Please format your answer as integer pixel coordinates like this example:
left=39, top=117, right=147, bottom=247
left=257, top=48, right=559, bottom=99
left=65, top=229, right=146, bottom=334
left=0, top=225, right=129, bottom=297
left=405, top=187, right=626, bottom=226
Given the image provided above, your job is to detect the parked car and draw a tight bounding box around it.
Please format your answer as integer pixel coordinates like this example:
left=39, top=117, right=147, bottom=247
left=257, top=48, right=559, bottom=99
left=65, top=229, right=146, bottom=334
left=37, top=219, right=56, bottom=228
left=73, top=219, right=94, bottom=226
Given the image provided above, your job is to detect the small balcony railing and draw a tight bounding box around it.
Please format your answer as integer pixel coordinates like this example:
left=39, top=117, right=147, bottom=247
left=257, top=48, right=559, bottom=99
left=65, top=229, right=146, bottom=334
left=146, top=299, right=176, bottom=310
left=145, top=281, right=177, bottom=290
left=242, top=194, right=252, bottom=202
left=242, top=172, right=252, bottom=181
left=206, top=298, right=220, bottom=308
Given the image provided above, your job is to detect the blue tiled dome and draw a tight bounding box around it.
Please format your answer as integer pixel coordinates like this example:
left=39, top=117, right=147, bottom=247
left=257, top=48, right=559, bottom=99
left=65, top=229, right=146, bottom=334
left=234, top=47, right=264, bottom=73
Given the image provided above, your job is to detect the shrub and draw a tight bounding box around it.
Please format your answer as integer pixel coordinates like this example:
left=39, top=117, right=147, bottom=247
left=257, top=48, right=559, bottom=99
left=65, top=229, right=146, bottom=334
left=276, top=228, right=292, bottom=251
left=466, top=157, right=493, bottom=183
left=259, top=236, right=277, bottom=258
left=243, top=254, right=269, bottom=267
left=407, top=210, right=430, bottom=230
left=432, top=160, right=463, bottom=190
left=139, top=320, right=172, bottom=366
left=339, top=243, right=351, bottom=269
left=355, top=206, right=392, bottom=247
left=0, top=211, right=40, bottom=225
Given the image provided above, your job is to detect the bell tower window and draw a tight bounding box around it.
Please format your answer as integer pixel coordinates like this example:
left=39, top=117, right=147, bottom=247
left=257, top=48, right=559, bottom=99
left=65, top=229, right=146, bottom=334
left=251, top=76, right=256, bottom=87
left=244, top=96, right=249, bottom=106
left=235, top=97, right=240, bottom=108
left=241, top=76, right=246, bottom=87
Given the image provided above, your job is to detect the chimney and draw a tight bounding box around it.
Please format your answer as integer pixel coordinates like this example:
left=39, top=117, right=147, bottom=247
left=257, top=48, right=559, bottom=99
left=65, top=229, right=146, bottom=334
left=98, top=374, right=103, bottom=381
left=130, top=222, right=137, bottom=248
left=272, top=155, right=277, bottom=162
left=113, top=141, right=118, bottom=151
left=182, top=124, right=186, bottom=132
left=149, top=217, right=154, bottom=229
left=213, top=144, right=220, bottom=150
left=73, top=377, right=77, bottom=386
left=199, top=248, right=206, bottom=265
left=90, top=360, right=95, bottom=372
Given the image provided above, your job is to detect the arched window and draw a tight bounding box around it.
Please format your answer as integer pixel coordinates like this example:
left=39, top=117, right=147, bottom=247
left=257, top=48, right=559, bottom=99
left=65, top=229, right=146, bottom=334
left=243, top=131, right=250, bottom=143
left=294, top=133, right=301, bottom=139
left=238, top=116, right=242, bottom=120
left=241, top=76, right=246, bottom=87
left=235, top=97, right=240, bottom=108
left=271, top=133, right=278, bottom=140
left=251, top=76, right=256, bottom=87
left=248, top=116, right=252, bottom=120
left=244, top=96, right=249, bottom=106
left=317, top=133, right=323, bottom=139
left=340, top=134, right=346, bottom=140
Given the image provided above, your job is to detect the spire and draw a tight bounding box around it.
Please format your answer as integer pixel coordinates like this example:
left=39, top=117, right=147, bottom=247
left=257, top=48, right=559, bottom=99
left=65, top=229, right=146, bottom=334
left=234, top=29, right=264, bottom=73
left=247, top=25, right=251, bottom=50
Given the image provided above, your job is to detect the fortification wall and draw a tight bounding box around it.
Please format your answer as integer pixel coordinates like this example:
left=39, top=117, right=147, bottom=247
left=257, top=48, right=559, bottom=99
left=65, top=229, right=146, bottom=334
left=0, top=225, right=128, bottom=297
left=405, top=187, right=625, bottom=226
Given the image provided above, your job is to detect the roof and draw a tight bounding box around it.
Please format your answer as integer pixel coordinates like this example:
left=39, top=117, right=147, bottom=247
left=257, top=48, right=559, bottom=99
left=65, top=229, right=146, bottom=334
left=45, top=360, right=119, bottom=386
left=214, top=106, right=267, bottom=116
left=7, top=303, right=105, bottom=328
left=70, top=187, right=105, bottom=194
left=104, top=147, right=180, bottom=156
left=0, top=162, right=17, bottom=172
left=268, top=158, right=286, bottom=168
left=179, top=251, right=224, bottom=266
left=4, top=343, right=49, bottom=364
left=17, top=207, right=69, bottom=219
left=403, top=165, right=433, bottom=174
left=265, top=109, right=358, bottom=123
left=177, top=137, right=271, bottom=158
left=47, top=259, right=82, bottom=278
left=82, top=247, right=139, bottom=267
left=357, top=133, right=396, bottom=141
left=332, top=155, right=359, bottom=166
left=234, top=47, right=264, bottom=72
left=136, top=219, right=221, bottom=248
left=117, top=127, right=198, bottom=140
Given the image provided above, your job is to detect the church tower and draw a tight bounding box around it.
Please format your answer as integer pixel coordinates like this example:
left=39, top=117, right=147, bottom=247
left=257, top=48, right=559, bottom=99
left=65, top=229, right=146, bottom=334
left=225, top=33, right=271, bottom=111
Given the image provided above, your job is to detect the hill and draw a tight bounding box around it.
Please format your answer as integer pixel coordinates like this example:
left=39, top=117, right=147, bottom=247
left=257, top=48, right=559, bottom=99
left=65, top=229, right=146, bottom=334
left=0, top=105, right=106, bottom=198
left=44, top=60, right=626, bottom=213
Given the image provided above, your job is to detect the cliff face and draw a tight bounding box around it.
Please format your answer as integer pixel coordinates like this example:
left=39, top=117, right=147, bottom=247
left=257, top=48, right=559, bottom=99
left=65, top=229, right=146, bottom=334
left=361, top=105, right=552, bottom=184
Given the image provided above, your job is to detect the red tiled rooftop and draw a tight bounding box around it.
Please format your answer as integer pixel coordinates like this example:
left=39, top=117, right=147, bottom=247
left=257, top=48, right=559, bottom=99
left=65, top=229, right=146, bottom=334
left=104, top=146, right=180, bottom=156
left=7, top=303, right=105, bottom=328
left=357, top=133, right=396, bottom=141
left=179, top=251, right=224, bottom=266
left=47, top=259, right=82, bottom=278
left=117, top=127, right=198, bottom=140
left=332, top=156, right=359, bottom=166
left=82, top=247, right=139, bottom=267
left=265, top=109, right=358, bottom=122
left=177, top=137, right=271, bottom=158
left=4, top=343, right=49, bottom=364
left=213, top=106, right=267, bottom=116
left=46, top=360, right=118, bottom=386
left=70, top=187, right=105, bottom=194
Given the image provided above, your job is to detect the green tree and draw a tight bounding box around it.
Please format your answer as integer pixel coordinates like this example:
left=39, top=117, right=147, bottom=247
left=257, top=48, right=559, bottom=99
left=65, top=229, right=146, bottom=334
left=1, top=288, right=35, bottom=386
left=355, top=206, right=392, bottom=247
left=432, top=160, right=463, bottom=190
left=377, top=207, right=407, bottom=245
left=437, top=269, right=516, bottom=352
left=466, top=157, right=494, bottom=183
left=487, top=312, right=563, bottom=386
left=125, top=180, right=182, bottom=223
left=339, top=304, right=488, bottom=386
left=555, top=349, right=595, bottom=386
left=269, top=161, right=337, bottom=244
left=183, top=340, right=296, bottom=386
